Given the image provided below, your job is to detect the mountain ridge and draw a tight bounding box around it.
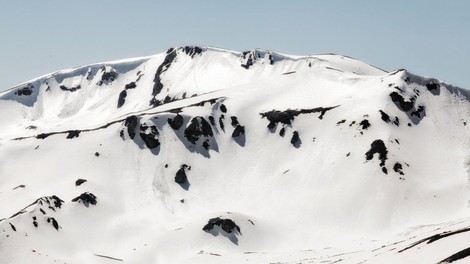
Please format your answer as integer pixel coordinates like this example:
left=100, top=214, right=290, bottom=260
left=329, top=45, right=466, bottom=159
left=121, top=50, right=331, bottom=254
left=0, top=45, right=469, bottom=264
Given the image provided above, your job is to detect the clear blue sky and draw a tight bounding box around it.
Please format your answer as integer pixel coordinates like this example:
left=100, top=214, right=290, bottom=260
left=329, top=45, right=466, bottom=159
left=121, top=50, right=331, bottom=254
left=1, top=0, right=469, bottom=90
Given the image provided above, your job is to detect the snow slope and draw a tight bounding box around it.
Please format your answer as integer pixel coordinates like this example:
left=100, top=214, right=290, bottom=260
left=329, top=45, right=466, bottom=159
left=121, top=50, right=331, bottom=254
left=0, top=46, right=469, bottom=264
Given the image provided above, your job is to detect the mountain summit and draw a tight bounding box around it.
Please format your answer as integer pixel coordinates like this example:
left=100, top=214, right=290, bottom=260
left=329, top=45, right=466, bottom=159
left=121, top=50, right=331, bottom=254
left=0, top=46, right=469, bottom=263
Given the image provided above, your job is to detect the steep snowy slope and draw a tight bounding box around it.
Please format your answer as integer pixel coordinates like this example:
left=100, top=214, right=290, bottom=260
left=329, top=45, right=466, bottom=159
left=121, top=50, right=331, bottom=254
left=0, top=46, right=469, bottom=264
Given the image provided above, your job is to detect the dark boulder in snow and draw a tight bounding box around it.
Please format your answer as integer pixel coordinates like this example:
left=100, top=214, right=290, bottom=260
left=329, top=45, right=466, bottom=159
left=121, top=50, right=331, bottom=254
left=379, top=110, right=390, bottom=123
left=72, top=192, right=97, bottom=206
left=168, top=114, right=184, bottom=130
left=184, top=117, right=213, bottom=145
left=365, top=140, right=388, bottom=167
left=232, top=125, right=245, bottom=138
left=203, top=217, right=240, bottom=234
left=98, top=67, right=118, bottom=85
left=231, top=116, right=239, bottom=127
left=117, top=90, right=127, bottom=108
left=175, top=165, right=189, bottom=185
left=75, top=179, right=87, bottom=186
left=66, top=130, right=80, bottom=139
left=359, top=119, right=371, bottom=130
left=220, top=104, right=227, bottom=113
left=125, top=82, right=137, bottom=90
left=291, top=131, right=301, bottom=147
left=124, top=115, right=139, bottom=139
left=47, top=217, right=59, bottom=231
left=139, top=124, right=160, bottom=149
left=393, top=162, right=404, bottom=175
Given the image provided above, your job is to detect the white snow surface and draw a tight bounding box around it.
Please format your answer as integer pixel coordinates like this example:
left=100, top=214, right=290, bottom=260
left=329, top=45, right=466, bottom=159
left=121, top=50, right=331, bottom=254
left=0, top=46, right=469, bottom=263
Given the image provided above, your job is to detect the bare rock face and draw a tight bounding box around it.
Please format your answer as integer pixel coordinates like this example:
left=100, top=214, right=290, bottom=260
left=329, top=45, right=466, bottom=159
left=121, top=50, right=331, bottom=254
left=202, top=217, right=240, bottom=234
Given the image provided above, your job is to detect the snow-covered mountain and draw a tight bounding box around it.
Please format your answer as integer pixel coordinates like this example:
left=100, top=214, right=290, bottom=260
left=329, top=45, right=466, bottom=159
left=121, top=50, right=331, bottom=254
left=0, top=46, right=469, bottom=264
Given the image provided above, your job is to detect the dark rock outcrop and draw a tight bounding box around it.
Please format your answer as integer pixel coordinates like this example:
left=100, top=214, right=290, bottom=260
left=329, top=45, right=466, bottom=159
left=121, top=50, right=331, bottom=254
left=66, top=130, right=80, bottom=139
left=71, top=192, right=97, bottom=206
left=184, top=117, right=213, bottom=145
left=124, top=115, right=138, bottom=139
left=150, top=48, right=177, bottom=106
left=124, top=82, right=137, bottom=89
left=175, top=165, right=189, bottom=184
left=117, top=90, right=127, bottom=108
left=232, top=125, right=245, bottom=138
left=260, top=106, right=338, bottom=129
left=15, top=85, right=34, bottom=96
left=168, top=114, right=184, bottom=130
left=203, top=217, right=240, bottom=234
left=139, top=123, right=160, bottom=149
left=182, top=46, right=203, bottom=58
left=60, top=85, right=81, bottom=92
left=75, top=179, right=87, bottom=186
left=365, top=140, right=388, bottom=167
left=291, top=131, right=300, bottom=147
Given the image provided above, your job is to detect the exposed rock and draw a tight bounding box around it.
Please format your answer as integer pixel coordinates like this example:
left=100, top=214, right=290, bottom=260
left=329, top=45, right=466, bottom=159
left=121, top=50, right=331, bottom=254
left=95, top=152, right=100, bottom=157
left=75, top=179, right=87, bottom=186
left=390, top=92, right=414, bottom=112
left=359, top=119, right=371, bottom=130
left=60, top=85, right=81, bottom=92
left=208, top=116, right=216, bottom=126
left=125, top=82, right=137, bottom=89
left=365, top=140, right=388, bottom=167
left=117, top=90, right=127, bottom=108
left=98, top=67, right=118, bottom=85
left=47, top=217, right=60, bottom=230
left=426, top=82, right=440, bottom=92
left=13, top=184, right=26, bottom=190
left=240, top=51, right=254, bottom=69
left=411, top=105, right=426, bottom=118
left=175, top=165, right=189, bottom=184
left=393, top=162, right=404, bottom=175
left=15, top=85, right=34, bottom=96
left=260, top=106, right=339, bottom=128
left=220, top=104, right=227, bottom=113
left=231, top=116, right=239, bottom=127
left=66, top=130, right=80, bottom=139
left=232, top=125, right=245, bottom=138
left=168, top=114, right=184, bottom=130
left=139, top=124, right=160, bottom=149
left=71, top=192, right=97, bottom=206
left=182, top=46, right=203, bottom=58
left=124, top=115, right=138, bottom=139
left=184, top=117, right=213, bottom=145
left=203, top=217, right=240, bottom=234
left=150, top=48, right=177, bottom=106
left=219, top=115, right=225, bottom=131
left=291, top=131, right=300, bottom=147
left=279, top=127, right=286, bottom=137
left=379, top=110, right=390, bottom=123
